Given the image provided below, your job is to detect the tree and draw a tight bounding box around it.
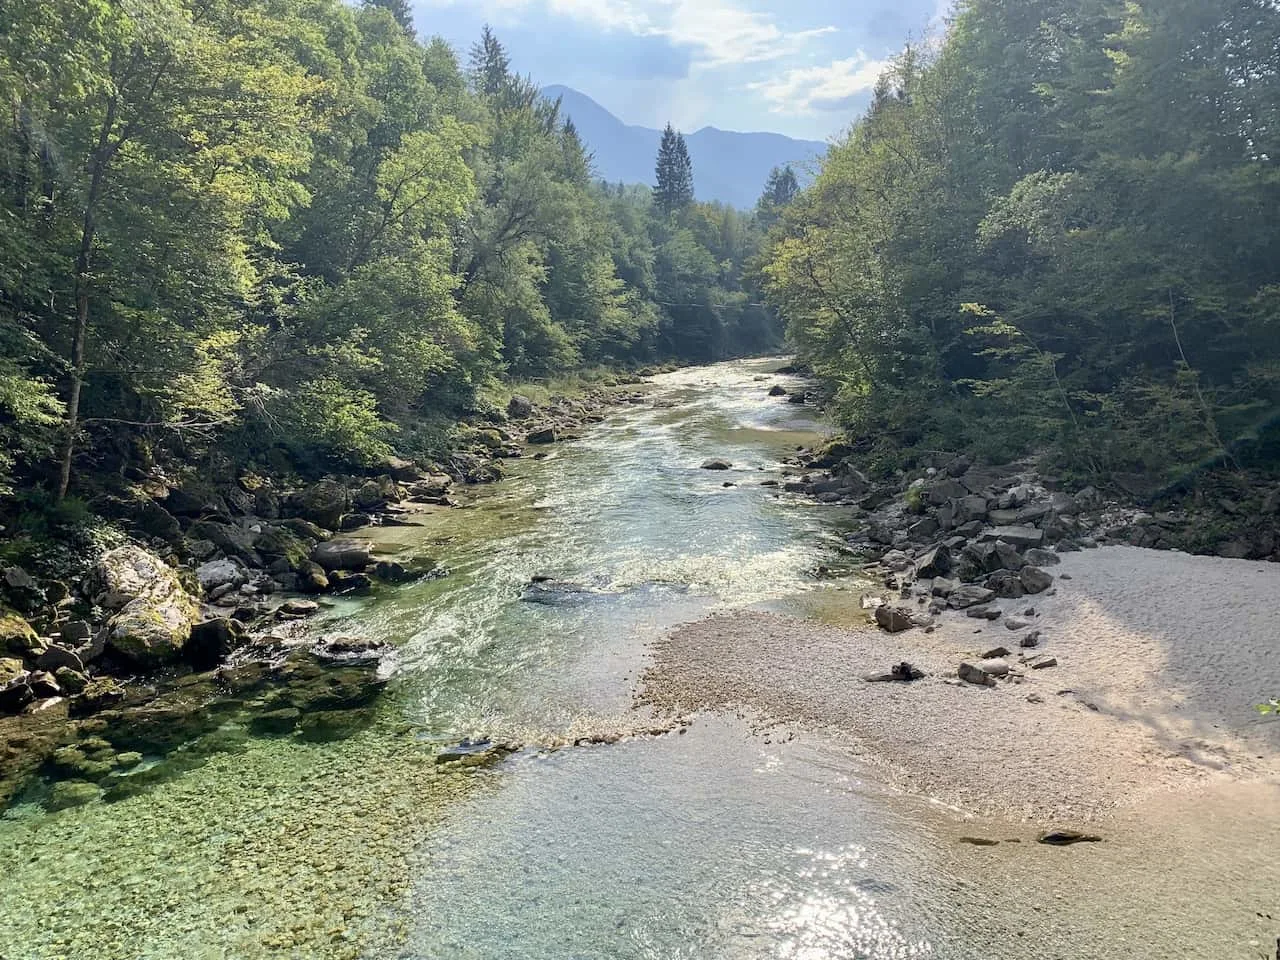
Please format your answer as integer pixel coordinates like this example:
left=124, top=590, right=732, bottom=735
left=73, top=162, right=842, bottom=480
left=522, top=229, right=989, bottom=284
left=756, top=165, right=800, bottom=227
left=363, top=0, right=415, bottom=37
left=654, top=124, right=694, bottom=216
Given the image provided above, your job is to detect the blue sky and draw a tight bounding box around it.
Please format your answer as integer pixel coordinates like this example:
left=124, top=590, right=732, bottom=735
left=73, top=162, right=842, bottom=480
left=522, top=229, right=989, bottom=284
left=412, top=0, right=950, bottom=141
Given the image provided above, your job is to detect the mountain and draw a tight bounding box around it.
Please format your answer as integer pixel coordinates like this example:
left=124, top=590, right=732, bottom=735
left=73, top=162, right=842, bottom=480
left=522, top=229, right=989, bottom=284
left=542, top=85, right=826, bottom=210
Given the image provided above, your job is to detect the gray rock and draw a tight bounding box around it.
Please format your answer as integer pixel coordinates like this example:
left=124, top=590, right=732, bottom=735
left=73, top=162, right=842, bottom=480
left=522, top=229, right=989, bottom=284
left=874, top=606, right=916, bottom=633
left=1024, top=548, right=1061, bottom=567
left=908, top=517, right=940, bottom=541
left=59, top=620, right=92, bottom=644
left=986, top=570, right=1027, bottom=599
left=507, top=395, right=534, bottom=419
left=92, top=547, right=198, bottom=667
left=958, top=662, right=997, bottom=687
left=36, top=644, right=84, bottom=674
left=289, top=479, right=352, bottom=530
left=1005, top=618, right=1032, bottom=631
left=930, top=577, right=959, bottom=598
left=1019, top=566, right=1055, bottom=595
left=980, top=525, right=1044, bottom=549
left=982, top=646, right=1011, bottom=659
left=967, top=607, right=1002, bottom=621
left=1050, top=492, right=1079, bottom=516
left=1026, top=655, right=1058, bottom=670
left=978, top=657, right=1011, bottom=677
left=527, top=426, right=557, bottom=444
left=915, top=544, right=951, bottom=579
left=949, top=585, right=996, bottom=609
left=927, top=479, right=968, bottom=506
left=195, top=559, right=244, bottom=592
left=278, top=599, right=320, bottom=617
left=311, top=539, right=374, bottom=572
left=700, top=458, right=733, bottom=470
left=988, top=508, right=1021, bottom=526
left=954, top=495, right=990, bottom=524
left=1021, top=631, right=1042, bottom=648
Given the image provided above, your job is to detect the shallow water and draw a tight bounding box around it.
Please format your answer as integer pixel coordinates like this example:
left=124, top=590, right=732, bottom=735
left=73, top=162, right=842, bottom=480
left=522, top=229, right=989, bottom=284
left=2, top=359, right=1273, bottom=960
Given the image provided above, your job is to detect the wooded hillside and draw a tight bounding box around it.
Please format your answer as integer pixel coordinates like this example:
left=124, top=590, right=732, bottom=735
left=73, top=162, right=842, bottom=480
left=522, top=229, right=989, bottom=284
left=763, top=0, right=1280, bottom=489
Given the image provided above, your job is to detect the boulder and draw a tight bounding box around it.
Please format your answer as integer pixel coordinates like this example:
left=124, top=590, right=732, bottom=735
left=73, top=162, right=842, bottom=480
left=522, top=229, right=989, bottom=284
left=527, top=426, right=557, bottom=444
left=278, top=599, right=320, bottom=617
left=186, top=618, right=247, bottom=668
left=874, top=606, right=915, bottom=633
left=1026, top=654, right=1058, bottom=670
left=927, top=479, right=968, bottom=506
left=295, top=560, right=330, bottom=594
left=195, top=559, right=244, bottom=593
left=508, top=395, right=535, bottom=419
left=966, top=607, right=1002, bottom=621
left=54, top=666, right=89, bottom=694
left=291, top=479, right=351, bottom=530
left=0, top=609, right=44, bottom=659
left=311, top=539, right=374, bottom=572
left=930, top=578, right=959, bottom=598
left=186, top=521, right=261, bottom=567
left=93, top=546, right=199, bottom=667
left=58, top=620, right=92, bottom=644
left=980, top=526, right=1044, bottom=549
left=948, top=585, right=996, bottom=609
left=979, top=657, right=1010, bottom=677
left=767, top=385, right=788, bottom=397
left=36, top=644, right=84, bottom=674
left=70, top=678, right=126, bottom=716
left=915, top=545, right=951, bottom=579
left=0, top=657, right=25, bottom=685
left=908, top=517, right=940, bottom=541
left=954, top=495, right=990, bottom=524
left=986, top=570, right=1027, bottom=599
left=701, top=459, right=733, bottom=471
left=1019, top=567, right=1055, bottom=595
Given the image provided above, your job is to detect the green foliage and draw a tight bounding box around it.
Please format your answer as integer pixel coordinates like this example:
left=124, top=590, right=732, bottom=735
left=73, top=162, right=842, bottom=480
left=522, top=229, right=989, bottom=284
left=765, top=0, right=1280, bottom=481
left=0, top=6, right=780, bottom=506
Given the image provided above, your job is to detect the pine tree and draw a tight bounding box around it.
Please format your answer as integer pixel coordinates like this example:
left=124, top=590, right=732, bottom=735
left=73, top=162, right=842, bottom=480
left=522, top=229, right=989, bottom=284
left=363, top=0, right=415, bottom=36
left=757, top=165, right=799, bottom=227
left=654, top=124, right=694, bottom=216
left=470, top=25, right=511, bottom=101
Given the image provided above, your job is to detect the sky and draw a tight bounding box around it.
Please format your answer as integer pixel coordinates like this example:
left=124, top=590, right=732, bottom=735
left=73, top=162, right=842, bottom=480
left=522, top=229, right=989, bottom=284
left=412, top=0, right=951, bottom=142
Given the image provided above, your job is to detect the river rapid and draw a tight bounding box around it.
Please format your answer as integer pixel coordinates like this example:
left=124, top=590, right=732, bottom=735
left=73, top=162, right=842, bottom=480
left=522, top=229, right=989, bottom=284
left=2, top=359, right=1248, bottom=960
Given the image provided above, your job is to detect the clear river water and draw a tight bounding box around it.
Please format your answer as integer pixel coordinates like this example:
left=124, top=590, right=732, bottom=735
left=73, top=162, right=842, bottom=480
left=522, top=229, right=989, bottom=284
left=1, top=359, right=1265, bottom=960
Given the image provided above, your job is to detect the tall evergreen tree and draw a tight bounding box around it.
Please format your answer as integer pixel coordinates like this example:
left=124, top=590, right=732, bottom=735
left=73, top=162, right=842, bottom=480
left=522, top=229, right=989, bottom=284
left=654, top=124, right=694, bottom=216
left=757, top=165, right=800, bottom=227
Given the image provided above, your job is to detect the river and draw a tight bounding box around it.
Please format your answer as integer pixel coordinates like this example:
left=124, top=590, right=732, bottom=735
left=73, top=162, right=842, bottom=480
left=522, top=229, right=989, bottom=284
left=0, top=359, right=1241, bottom=960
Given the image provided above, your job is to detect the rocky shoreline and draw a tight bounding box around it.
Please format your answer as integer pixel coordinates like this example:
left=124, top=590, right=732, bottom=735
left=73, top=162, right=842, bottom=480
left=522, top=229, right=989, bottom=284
left=0, top=382, right=645, bottom=811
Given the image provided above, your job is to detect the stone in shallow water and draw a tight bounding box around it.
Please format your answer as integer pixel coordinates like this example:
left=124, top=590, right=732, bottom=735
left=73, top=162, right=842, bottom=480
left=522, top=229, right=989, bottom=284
left=436, top=739, right=495, bottom=764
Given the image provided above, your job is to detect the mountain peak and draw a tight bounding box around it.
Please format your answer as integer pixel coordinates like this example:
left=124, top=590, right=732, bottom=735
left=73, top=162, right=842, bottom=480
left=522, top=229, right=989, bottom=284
left=543, top=85, right=826, bottom=208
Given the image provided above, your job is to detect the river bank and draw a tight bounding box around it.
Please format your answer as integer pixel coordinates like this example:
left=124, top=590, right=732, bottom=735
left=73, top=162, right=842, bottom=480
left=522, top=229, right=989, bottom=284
left=644, top=546, right=1280, bottom=824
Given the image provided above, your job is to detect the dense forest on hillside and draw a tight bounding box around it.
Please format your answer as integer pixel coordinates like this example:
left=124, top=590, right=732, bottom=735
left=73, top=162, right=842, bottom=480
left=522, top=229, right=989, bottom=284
left=763, top=0, right=1280, bottom=489
left=0, top=1, right=781, bottom=514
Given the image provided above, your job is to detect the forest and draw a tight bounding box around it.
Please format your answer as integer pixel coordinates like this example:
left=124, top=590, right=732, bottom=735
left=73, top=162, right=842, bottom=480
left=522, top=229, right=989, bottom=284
left=762, top=0, right=1280, bottom=489
left=0, top=0, right=784, bottom=518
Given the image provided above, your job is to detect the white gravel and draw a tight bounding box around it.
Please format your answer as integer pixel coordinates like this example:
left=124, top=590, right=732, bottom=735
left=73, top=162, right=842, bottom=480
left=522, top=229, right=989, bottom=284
left=642, top=545, right=1280, bottom=824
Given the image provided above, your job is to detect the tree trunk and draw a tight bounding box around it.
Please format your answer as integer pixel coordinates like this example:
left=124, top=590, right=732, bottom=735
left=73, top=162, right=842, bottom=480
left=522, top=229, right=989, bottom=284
left=56, top=95, right=116, bottom=501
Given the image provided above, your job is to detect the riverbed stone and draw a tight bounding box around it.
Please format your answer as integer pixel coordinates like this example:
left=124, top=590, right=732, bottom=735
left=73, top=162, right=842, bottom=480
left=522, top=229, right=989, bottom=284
left=1019, top=566, right=1055, bottom=595
left=874, top=606, right=915, bottom=633
left=311, top=539, right=374, bottom=572
left=290, top=480, right=351, bottom=529
left=700, top=458, right=733, bottom=470
left=949, top=585, right=996, bottom=609
left=195, top=559, right=244, bottom=592
left=1024, top=548, right=1062, bottom=567
left=980, top=525, right=1044, bottom=549
left=958, top=662, right=997, bottom=687
left=527, top=426, right=557, bottom=444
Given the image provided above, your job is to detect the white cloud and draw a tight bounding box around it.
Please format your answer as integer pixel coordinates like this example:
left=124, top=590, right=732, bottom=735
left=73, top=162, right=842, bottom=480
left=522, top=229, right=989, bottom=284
left=422, top=0, right=838, bottom=69
left=748, top=52, right=890, bottom=114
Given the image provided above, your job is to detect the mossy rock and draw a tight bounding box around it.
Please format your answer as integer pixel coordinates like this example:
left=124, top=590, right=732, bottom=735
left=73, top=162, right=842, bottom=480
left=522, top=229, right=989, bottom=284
left=46, top=779, right=101, bottom=811
left=0, top=610, right=44, bottom=659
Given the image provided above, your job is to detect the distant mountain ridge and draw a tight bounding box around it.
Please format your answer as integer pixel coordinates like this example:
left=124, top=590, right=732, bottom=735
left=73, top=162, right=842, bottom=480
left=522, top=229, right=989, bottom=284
left=542, top=85, right=826, bottom=210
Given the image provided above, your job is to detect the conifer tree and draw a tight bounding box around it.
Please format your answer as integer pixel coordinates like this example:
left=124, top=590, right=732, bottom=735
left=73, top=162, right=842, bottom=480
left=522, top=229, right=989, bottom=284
left=654, top=124, right=694, bottom=216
